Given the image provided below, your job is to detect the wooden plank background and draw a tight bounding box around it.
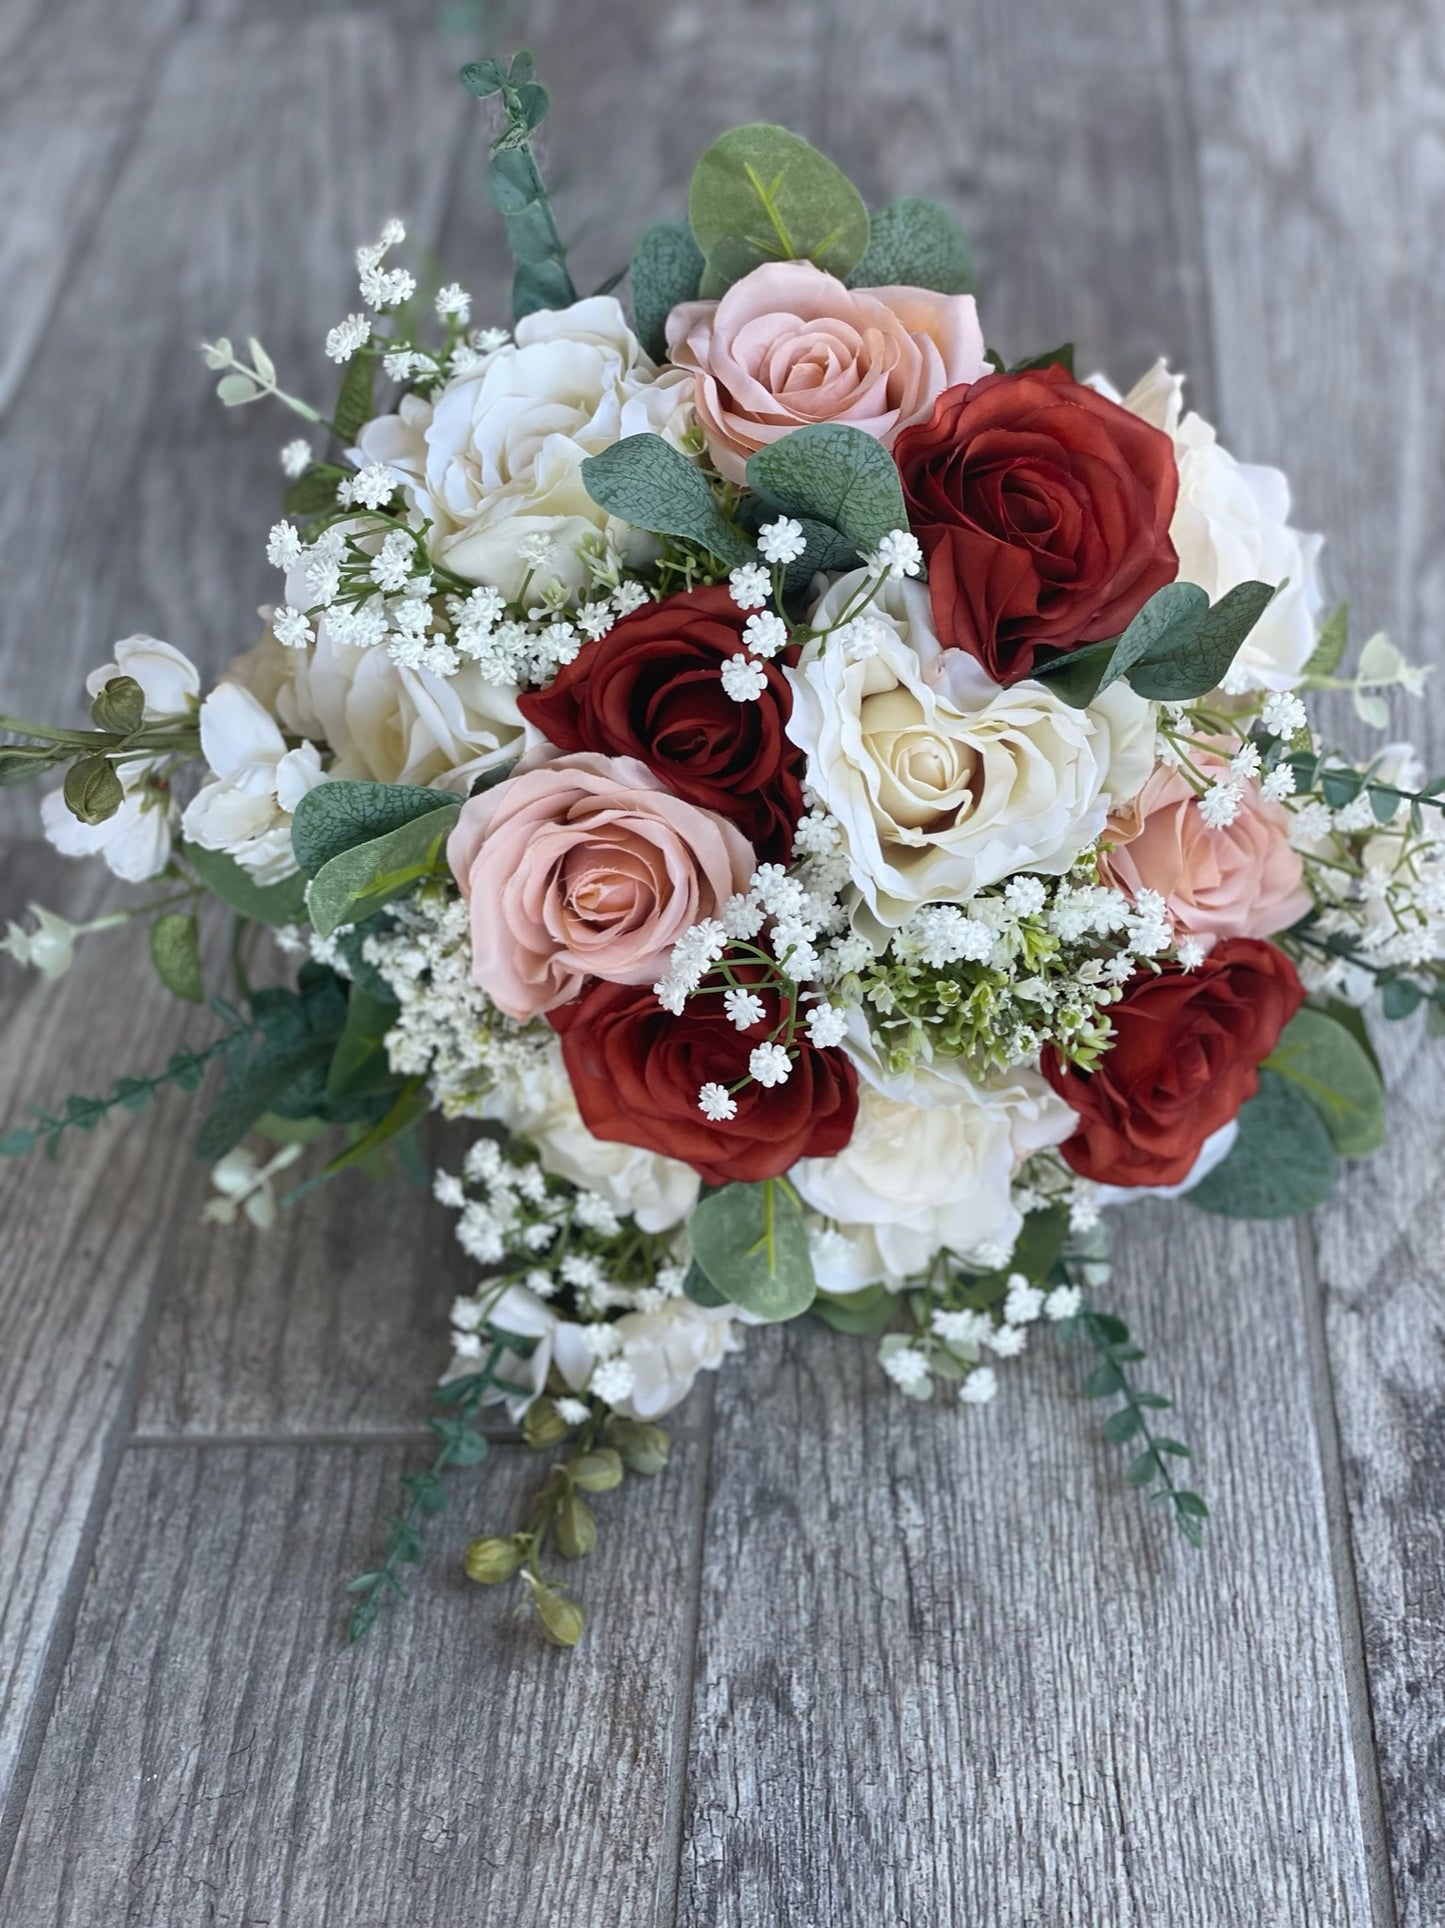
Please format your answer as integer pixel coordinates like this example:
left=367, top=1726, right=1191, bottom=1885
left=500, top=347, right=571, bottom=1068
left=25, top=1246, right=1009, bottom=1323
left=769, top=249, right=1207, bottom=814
left=0, top=1, right=1440, bottom=1921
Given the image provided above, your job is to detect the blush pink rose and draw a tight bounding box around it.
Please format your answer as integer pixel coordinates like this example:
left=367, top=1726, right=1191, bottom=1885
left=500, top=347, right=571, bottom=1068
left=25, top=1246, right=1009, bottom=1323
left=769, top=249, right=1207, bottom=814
left=1100, top=742, right=1312, bottom=950
left=448, top=751, right=754, bottom=1020
left=665, top=261, right=989, bottom=483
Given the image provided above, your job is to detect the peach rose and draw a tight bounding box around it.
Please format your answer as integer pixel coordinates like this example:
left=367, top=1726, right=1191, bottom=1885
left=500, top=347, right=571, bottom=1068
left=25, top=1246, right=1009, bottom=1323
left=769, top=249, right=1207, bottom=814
left=448, top=752, right=754, bottom=1020
left=665, top=261, right=988, bottom=483
left=1100, top=743, right=1311, bottom=949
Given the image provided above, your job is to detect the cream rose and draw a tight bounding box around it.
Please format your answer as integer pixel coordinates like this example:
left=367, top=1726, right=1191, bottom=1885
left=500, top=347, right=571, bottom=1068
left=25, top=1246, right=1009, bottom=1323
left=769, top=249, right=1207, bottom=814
left=787, top=572, right=1155, bottom=923
left=1101, top=740, right=1312, bottom=948
left=448, top=751, right=754, bottom=1019
left=666, top=261, right=988, bottom=484
left=790, top=1044, right=1075, bottom=1285
left=1100, top=360, right=1325, bottom=693
left=480, top=1037, right=699, bottom=1233
left=355, top=296, right=693, bottom=600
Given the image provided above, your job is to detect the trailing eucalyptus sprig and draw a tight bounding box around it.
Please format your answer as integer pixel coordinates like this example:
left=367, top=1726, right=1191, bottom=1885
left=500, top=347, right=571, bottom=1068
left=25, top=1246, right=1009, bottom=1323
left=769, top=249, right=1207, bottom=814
left=460, top=49, right=576, bottom=321
left=345, top=1331, right=539, bottom=1643
left=1069, top=1302, right=1208, bottom=1548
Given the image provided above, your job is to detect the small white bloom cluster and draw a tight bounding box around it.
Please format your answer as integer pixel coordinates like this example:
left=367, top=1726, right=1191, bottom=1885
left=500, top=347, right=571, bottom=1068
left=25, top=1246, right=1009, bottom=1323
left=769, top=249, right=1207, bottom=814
left=879, top=1266, right=1079, bottom=1407
left=362, top=886, right=554, bottom=1116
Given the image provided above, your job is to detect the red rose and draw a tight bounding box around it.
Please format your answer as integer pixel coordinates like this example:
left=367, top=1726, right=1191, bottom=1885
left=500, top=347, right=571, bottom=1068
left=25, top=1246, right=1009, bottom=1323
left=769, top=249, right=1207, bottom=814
left=517, top=585, right=804, bottom=861
left=549, top=977, right=858, bottom=1186
left=1041, top=937, right=1304, bottom=1188
left=894, top=365, right=1180, bottom=684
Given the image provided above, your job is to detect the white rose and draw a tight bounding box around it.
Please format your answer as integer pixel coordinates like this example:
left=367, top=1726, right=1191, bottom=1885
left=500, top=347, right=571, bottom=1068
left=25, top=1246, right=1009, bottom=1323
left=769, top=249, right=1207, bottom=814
left=788, top=572, right=1155, bottom=924
left=181, top=682, right=326, bottom=881
left=1103, top=361, right=1325, bottom=693
left=481, top=1037, right=699, bottom=1233
left=355, top=296, right=694, bottom=600
left=791, top=1039, right=1076, bottom=1285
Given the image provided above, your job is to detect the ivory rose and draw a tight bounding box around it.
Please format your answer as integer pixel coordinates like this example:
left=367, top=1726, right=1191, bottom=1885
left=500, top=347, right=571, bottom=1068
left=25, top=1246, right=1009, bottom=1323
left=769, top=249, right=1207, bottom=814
left=1100, top=741, right=1311, bottom=948
left=788, top=572, right=1156, bottom=924
left=1098, top=360, right=1325, bottom=693
left=448, top=752, right=754, bottom=1020
left=354, top=296, right=693, bottom=599
left=665, top=261, right=988, bottom=483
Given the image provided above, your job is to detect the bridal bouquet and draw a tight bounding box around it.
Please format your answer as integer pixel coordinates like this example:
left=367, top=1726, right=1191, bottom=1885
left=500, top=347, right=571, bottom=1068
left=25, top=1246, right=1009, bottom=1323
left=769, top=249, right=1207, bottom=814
left=5, top=55, right=1441, bottom=1647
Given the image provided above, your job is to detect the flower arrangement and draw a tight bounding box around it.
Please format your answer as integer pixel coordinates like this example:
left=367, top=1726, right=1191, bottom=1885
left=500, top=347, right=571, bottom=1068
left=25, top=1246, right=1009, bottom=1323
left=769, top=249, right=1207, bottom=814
left=4, top=54, right=1442, bottom=1649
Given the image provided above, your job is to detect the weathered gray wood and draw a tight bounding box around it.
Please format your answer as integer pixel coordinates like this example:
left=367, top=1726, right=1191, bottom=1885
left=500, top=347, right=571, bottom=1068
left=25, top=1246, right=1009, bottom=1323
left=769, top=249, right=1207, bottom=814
left=681, top=1211, right=1375, bottom=1927
left=1185, top=11, right=1445, bottom=1923
left=0, top=1436, right=706, bottom=1928
left=0, top=847, right=218, bottom=1825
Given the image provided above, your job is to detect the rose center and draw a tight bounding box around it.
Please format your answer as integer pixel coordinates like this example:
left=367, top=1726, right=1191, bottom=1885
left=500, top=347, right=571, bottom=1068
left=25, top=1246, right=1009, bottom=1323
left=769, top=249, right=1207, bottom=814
left=860, top=688, right=979, bottom=832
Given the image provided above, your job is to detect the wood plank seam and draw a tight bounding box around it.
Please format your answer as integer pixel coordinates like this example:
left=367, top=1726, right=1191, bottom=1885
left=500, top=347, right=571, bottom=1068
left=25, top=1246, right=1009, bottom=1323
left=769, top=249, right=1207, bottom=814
left=1294, top=1215, right=1403, bottom=1928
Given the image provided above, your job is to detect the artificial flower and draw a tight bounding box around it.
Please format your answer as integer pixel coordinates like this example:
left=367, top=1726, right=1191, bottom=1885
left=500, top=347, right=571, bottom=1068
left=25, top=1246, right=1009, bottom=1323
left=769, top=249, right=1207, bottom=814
left=181, top=682, right=326, bottom=881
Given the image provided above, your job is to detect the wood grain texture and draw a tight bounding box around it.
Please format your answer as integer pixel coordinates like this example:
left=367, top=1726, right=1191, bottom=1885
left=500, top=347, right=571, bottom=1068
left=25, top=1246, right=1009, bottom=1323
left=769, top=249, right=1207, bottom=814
left=0, top=1437, right=705, bottom=1928
left=681, top=1209, right=1375, bottom=1928
left=1185, top=11, right=1445, bottom=1922
left=0, top=847, right=218, bottom=1825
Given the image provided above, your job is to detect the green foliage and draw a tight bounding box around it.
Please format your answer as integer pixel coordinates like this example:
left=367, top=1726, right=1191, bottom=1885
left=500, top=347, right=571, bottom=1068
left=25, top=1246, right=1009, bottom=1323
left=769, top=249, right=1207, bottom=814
left=688, top=123, right=870, bottom=295
left=461, top=49, right=576, bottom=320
left=150, top=911, right=203, bottom=1004
left=1072, top=1304, right=1207, bottom=1548
left=195, top=968, right=351, bottom=1162
left=282, top=468, right=341, bottom=519
left=325, top=987, right=402, bottom=1101
left=579, top=435, right=755, bottom=567
left=89, top=675, right=145, bottom=734
left=1008, top=343, right=1076, bottom=376
left=1305, top=600, right=1349, bottom=679
left=847, top=196, right=974, bottom=295
left=333, top=353, right=375, bottom=446
left=1041, top=579, right=1277, bottom=705
left=629, top=221, right=705, bottom=360
left=347, top=1337, right=538, bottom=1643
left=291, top=778, right=456, bottom=879
left=1264, top=1005, right=1386, bottom=1157
left=180, top=842, right=308, bottom=925
left=687, top=1177, right=816, bottom=1321
left=307, top=802, right=461, bottom=940
left=811, top=1281, right=899, bottom=1334
left=1188, top=1069, right=1339, bottom=1219
left=0, top=1023, right=248, bottom=1159
left=746, top=423, right=908, bottom=554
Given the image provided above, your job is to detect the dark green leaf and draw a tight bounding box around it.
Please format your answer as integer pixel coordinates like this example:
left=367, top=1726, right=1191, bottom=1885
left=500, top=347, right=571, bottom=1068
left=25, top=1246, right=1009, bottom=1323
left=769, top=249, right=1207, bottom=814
left=283, top=469, right=340, bottom=518
left=1188, top=1069, right=1339, bottom=1219
left=1381, top=976, right=1423, bottom=1020
left=333, top=353, right=375, bottom=446
left=746, top=423, right=908, bottom=552
left=1009, top=344, right=1075, bottom=376
left=149, top=912, right=203, bottom=1004
left=628, top=221, right=704, bottom=360
left=1083, top=1361, right=1124, bottom=1398
left=1035, top=640, right=1118, bottom=708
left=325, top=987, right=402, bottom=1101
left=1305, top=601, right=1349, bottom=679
left=1102, top=1407, right=1141, bottom=1444
left=1126, top=1450, right=1161, bottom=1487
left=1096, top=582, right=1210, bottom=693
left=307, top=802, right=460, bottom=939
left=847, top=197, right=974, bottom=295
left=688, top=1178, right=816, bottom=1321
left=811, top=1282, right=899, bottom=1334
left=291, top=779, right=457, bottom=879
left=1173, top=1490, right=1209, bottom=1518
left=682, top=1258, right=729, bottom=1308
left=512, top=258, right=575, bottom=319
left=580, top=434, right=754, bottom=566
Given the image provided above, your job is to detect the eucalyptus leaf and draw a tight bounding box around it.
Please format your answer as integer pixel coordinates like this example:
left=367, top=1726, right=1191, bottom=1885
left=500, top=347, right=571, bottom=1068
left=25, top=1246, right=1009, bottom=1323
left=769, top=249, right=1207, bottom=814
left=580, top=434, right=754, bottom=566
left=291, top=780, right=457, bottom=879
left=1123, top=579, right=1276, bottom=701
left=811, top=1282, right=899, bottom=1335
left=1187, top=1070, right=1339, bottom=1219
left=688, top=123, right=870, bottom=291
left=687, top=1178, right=816, bottom=1321
left=847, top=197, right=974, bottom=295
left=1034, top=639, right=1118, bottom=708
left=307, top=803, right=461, bottom=939
left=181, top=841, right=308, bottom=925
left=1264, top=1006, right=1386, bottom=1157
left=1095, top=582, right=1210, bottom=693
left=629, top=221, right=705, bottom=360
left=745, top=423, right=907, bottom=552
left=325, top=987, right=403, bottom=1101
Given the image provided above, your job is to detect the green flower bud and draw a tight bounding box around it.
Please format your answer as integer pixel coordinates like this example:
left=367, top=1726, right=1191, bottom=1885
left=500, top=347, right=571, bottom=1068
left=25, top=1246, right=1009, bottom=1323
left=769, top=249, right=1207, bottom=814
left=554, top=1493, right=596, bottom=1559
left=529, top=1580, right=586, bottom=1647
left=63, top=754, right=124, bottom=826
left=570, top=1447, right=623, bottom=1492
left=89, top=675, right=145, bottom=735
left=523, top=1397, right=568, bottom=1449
left=464, top=1535, right=525, bottom=1585
left=606, top=1418, right=670, bottom=1476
